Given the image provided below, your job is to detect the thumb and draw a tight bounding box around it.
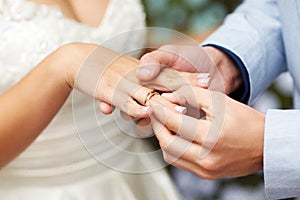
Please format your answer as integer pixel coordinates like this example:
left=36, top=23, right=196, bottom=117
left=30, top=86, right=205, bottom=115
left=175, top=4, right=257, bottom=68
left=136, top=63, right=162, bottom=81
left=136, top=52, right=164, bottom=81
left=99, top=101, right=115, bottom=114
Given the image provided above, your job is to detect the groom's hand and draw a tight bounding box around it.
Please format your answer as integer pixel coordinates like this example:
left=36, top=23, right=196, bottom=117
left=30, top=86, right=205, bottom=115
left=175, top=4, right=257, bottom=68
left=137, top=45, right=201, bottom=81
left=133, top=45, right=243, bottom=137
left=136, top=45, right=243, bottom=95
left=99, top=45, right=243, bottom=138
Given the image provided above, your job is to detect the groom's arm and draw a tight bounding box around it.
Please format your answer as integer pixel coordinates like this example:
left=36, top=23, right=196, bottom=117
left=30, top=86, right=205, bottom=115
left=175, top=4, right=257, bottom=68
left=202, top=0, right=286, bottom=104
left=137, top=45, right=243, bottom=97
left=136, top=0, right=300, bottom=199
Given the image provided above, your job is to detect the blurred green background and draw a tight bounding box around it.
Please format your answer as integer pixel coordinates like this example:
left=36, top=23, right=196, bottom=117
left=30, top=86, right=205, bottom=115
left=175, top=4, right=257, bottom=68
left=142, top=0, right=241, bottom=34
left=142, top=1, right=294, bottom=200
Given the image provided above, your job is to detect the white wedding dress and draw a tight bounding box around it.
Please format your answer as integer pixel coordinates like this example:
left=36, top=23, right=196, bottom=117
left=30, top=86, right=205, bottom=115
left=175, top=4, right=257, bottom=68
left=0, top=0, right=181, bottom=199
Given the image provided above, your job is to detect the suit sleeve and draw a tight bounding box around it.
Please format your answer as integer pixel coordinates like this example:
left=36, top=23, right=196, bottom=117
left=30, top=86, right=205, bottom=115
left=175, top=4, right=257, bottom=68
left=202, top=0, right=287, bottom=105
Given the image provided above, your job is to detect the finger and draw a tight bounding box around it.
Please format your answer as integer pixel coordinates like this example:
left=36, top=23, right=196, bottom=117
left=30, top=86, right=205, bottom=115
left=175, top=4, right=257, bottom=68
left=128, top=82, right=186, bottom=111
left=114, top=75, right=156, bottom=106
left=150, top=99, right=209, bottom=144
left=135, top=118, right=153, bottom=137
left=151, top=117, right=203, bottom=162
left=150, top=95, right=187, bottom=114
left=99, top=101, right=115, bottom=115
left=162, top=85, right=218, bottom=117
left=141, top=68, right=201, bottom=92
left=163, top=152, right=201, bottom=175
left=161, top=93, right=179, bottom=104
left=136, top=63, right=163, bottom=81
left=156, top=45, right=214, bottom=73
left=111, top=72, right=183, bottom=112
left=163, top=152, right=215, bottom=179
left=112, top=92, right=151, bottom=118
left=141, top=48, right=177, bottom=67
left=120, top=111, right=139, bottom=121
left=130, top=86, right=157, bottom=106
left=179, top=72, right=210, bottom=88
left=137, top=49, right=177, bottom=81
left=161, top=93, right=205, bottom=119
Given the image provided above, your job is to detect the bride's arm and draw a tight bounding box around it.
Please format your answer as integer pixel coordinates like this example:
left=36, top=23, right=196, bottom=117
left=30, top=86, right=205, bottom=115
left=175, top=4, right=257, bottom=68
left=0, top=44, right=76, bottom=168
left=0, top=43, right=154, bottom=168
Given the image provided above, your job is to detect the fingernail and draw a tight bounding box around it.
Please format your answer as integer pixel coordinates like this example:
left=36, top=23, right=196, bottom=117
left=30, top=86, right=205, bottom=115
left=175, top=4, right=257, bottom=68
left=197, top=73, right=210, bottom=79
left=142, top=106, right=151, bottom=112
left=137, top=67, right=153, bottom=77
left=197, top=73, right=211, bottom=87
left=197, top=78, right=208, bottom=86
left=175, top=105, right=187, bottom=113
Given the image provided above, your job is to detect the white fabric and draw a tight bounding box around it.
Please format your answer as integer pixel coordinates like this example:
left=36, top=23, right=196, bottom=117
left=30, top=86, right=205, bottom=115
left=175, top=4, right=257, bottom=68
left=0, top=0, right=180, bottom=199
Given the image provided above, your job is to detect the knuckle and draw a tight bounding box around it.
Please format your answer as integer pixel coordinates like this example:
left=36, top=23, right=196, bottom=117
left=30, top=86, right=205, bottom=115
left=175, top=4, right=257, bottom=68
left=162, top=153, right=173, bottom=164
left=174, top=85, right=189, bottom=103
left=195, top=123, right=209, bottom=143
left=127, top=108, right=140, bottom=118
left=158, top=139, right=169, bottom=151
left=200, top=158, right=219, bottom=173
left=127, top=104, right=144, bottom=118
left=157, top=134, right=173, bottom=151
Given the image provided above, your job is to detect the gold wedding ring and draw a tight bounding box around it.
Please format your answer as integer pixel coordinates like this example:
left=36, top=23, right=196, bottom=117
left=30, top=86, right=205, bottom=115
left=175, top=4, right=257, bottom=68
left=144, top=90, right=160, bottom=105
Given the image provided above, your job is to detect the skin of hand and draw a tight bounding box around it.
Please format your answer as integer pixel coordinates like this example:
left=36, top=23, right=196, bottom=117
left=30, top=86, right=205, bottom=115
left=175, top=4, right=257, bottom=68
left=121, top=93, right=188, bottom=138
left=86, top=51, right=200, bottom=117
left=129, top=44, right=243, bottom=136
left=137, top=45, right=243, bottom=94
left=0, top=42, right=158, bottom=168
left=118, top=67, right=202, bottom=136
left=99, top=44, right=234, bottom=114
left=71, top=45, right=158, bottom=118
left=98, top=44, right=216, bottom=114
left=148, top=86, right=265, bottom=179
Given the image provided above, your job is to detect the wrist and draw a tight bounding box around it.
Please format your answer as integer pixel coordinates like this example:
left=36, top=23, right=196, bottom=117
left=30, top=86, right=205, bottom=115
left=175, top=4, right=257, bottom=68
left=54, top=43, right=98, bottom=89
left=203, top=46, right=243, bottom=94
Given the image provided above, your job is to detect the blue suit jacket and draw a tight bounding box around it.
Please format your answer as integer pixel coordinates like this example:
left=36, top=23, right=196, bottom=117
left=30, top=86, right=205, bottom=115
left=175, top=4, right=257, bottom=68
left=203, top=0, right=300, bottom=199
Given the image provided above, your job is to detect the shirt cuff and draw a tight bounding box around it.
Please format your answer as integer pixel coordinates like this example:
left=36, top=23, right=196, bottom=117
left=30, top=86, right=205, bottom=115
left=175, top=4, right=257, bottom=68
left=203, top=44, right=250, bottom=104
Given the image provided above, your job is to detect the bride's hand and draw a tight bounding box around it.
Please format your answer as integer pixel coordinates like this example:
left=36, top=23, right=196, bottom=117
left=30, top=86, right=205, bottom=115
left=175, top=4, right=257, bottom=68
left=66, top=43, right=157, bottom=118
left=66, top=43, right=194, bottom=118
left=0, top=42, right=159, bottom=168
left=97, top=54, right=203, bottom=116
